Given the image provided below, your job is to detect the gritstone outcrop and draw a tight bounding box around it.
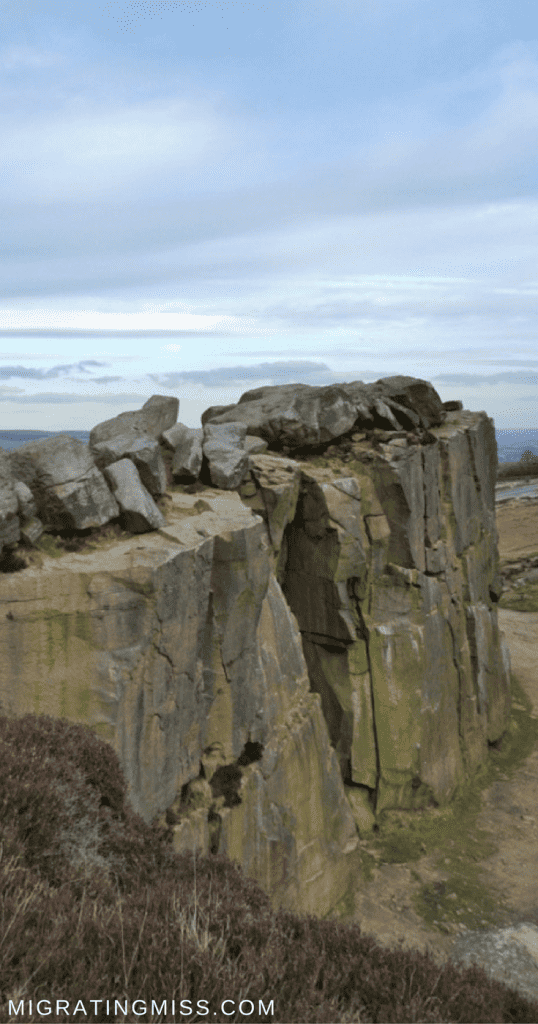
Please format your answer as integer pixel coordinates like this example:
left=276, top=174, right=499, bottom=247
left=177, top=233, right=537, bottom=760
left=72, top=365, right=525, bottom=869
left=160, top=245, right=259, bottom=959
left=0, top=378, right=511, bottom=917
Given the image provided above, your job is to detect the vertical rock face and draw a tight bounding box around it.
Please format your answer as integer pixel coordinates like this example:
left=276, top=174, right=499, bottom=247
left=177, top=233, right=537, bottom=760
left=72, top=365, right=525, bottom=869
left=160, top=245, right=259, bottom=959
left=240, top=407, right=510, bottom=823
left=0, top=385, right=511, bottom=917
left=0, top=491, right=358, bottom=917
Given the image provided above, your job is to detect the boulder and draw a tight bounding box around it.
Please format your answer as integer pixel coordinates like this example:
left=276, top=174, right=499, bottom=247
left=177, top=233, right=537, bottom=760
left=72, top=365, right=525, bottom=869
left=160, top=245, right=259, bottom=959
left=202, top=383, right=360, bottom=449
left=91, top=432, right=167, bottom=496
left=0, top=450, right=20, bottom=554
left=12, top=480, right=44, bottom=546
left=161, top=423, right=192, bottom=450
left=89, top=394, right=179, bottom=448
left=200, top=403, right=237, bottom=427
left=8, top=435, right=119, bottom=532
left=12, top=480, right=37, bottom=520
left=369, top=376, right=446, bottom=430
left=245, top=435, right=268, bottom=455
left=202, top=377, right=446, bottom=451
left=168, top=425, right=204, bottom=480
left=102, top=459, right=166, bottom=533
left=203, top=422, right=250, bottom=489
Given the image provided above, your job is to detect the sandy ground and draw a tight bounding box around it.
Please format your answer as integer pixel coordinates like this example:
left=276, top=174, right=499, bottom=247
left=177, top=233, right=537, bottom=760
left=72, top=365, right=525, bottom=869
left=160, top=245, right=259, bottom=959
left=346, top=498, right=538, bottom=1005
left=496, top=498, right=538, bottom=561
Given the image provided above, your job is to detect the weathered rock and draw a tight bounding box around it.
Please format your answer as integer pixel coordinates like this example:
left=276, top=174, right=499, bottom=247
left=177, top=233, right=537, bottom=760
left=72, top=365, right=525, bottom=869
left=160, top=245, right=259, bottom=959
left=240, top=406, right=510, bottom=817
left=12, top=479, right=37, bottom=520
left=0, top=384, right=512, bottom=915
left=369, top=376, right=446, bottom=430
left=89, top=394, right=179, bottom=448
left=0, top=455, right=20, bottom=554
left=0, top=489, right=358, bottom=916
left=13, top=479, right=44, bottom=545
left=203, top=422, right=250, bottom=489
left=241, top=453, right=302, bottom=573
left=200, top=403, right=237, bottom=426
left=170, top=425, right=204, bottom=479
left=245, top=435, right=269, bottom=455
left=161, top=423, right=188, bottom=451
left=8, top=436, right=120, bottom=532
left=19, top=517, right=44, bottom=545
left=91, top=432, right=167, bottom=497
left=203, top=382, right=361, bottom=449
left=202, top=377, right=446, bottom=451
left=102, top=459, right=166, bottom=533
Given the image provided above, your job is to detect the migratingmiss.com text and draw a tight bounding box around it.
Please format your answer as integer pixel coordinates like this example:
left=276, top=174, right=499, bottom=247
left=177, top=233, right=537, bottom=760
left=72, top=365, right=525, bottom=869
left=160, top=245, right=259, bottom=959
left=8, top=997, right=275, bottom=1019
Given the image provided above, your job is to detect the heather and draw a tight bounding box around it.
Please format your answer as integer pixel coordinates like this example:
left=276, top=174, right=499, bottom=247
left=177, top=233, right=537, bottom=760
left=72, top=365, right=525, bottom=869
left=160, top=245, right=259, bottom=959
left=1, top=714, right=537, bottom=1023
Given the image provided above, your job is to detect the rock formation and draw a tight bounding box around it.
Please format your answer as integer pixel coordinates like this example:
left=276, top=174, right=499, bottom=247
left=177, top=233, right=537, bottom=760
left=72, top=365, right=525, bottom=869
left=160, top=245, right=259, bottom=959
left=0, top=377, right=511, bottom=917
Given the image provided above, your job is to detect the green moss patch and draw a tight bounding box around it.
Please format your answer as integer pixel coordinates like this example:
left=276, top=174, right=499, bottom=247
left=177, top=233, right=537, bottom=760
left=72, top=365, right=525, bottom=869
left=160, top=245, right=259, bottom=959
left=366, top=674, right=538, bottom=933
left=499, top=581, right=538, bottom=612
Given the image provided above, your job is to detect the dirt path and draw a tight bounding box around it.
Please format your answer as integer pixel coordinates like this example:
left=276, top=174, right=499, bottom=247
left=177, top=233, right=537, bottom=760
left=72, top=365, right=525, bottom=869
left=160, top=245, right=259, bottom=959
left=346, top=499, right=538, bottom=1003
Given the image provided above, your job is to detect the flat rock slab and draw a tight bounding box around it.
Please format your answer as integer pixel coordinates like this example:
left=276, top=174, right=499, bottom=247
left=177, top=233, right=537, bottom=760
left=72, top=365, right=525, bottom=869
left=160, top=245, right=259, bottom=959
left=10, top=489, right=259, bottom=575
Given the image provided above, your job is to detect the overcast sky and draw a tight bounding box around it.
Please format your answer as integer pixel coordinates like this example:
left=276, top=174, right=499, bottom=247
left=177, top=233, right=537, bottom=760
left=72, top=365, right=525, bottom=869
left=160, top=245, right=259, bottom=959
left=1, top=0, right=537, bottom=432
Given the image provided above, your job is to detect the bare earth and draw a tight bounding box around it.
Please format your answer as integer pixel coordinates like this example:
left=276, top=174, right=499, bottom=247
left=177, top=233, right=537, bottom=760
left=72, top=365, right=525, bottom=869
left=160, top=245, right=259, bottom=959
left=348, top=498, right=538, bottom=1006
left=496, top=498, right=538, bottom=561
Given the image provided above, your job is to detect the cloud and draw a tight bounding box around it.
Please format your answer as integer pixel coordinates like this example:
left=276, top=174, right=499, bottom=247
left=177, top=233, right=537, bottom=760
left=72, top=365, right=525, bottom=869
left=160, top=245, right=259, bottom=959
left=0, top=361, right=108, bottom=378
left=0, top=391, right=150, bottom=405
left=146, top=360, right=338, bottom=387
left=0, top=44, right=60, bottom=69
left=0, top=309, right=241, bottom=331
left=432, top=371, right=538, bottom=386
left=0, top=95, right=243, bottom=203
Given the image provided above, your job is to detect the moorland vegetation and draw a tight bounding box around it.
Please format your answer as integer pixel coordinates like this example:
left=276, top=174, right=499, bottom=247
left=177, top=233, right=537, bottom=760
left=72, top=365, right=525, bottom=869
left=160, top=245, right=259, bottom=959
left=1, top=713, right=538, bottom=1023
left=496, top=451, right=538, bottom=481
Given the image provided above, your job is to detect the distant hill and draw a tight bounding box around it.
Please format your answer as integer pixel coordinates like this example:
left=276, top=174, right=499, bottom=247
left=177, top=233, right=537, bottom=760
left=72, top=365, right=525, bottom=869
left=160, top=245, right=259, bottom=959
left=2, top=426, right=538, bottom=462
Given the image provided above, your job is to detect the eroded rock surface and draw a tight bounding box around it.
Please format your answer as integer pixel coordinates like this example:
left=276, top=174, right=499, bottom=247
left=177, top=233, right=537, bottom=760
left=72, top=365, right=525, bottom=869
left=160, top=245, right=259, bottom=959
left=0, top=377, right=511, bottom=916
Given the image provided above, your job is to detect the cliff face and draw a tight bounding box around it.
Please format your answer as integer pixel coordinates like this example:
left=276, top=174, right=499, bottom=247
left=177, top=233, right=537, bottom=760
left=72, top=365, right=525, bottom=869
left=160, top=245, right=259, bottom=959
left=0, top=489, right=358, bottom=916
left=242, top=407, right=510, bottom=828
left=0, top=387, right=511, bottom=918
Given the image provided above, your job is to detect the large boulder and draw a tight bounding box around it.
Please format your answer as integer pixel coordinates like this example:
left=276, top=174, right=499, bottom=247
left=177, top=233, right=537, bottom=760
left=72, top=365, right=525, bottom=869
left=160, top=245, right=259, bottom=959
left=8, top=436, right=119, bottom=532
left=163, top=424, right=204, bottom=480
left=201, top=378, right=446, bottom=451
left=202, top=422, right=250, bottom=489
left=202, top=383, right=359, bottom=449
left=102, top=459, right=167, bottom=533
left=369, top=376, right=446, bottom=430
left=91, top=432, right=167, bottom=497
left=89, top=394, right=179, bottom=449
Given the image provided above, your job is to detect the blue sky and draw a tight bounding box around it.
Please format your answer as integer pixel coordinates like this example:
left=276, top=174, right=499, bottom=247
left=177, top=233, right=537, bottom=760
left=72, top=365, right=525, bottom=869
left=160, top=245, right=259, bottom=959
left=0, top=0, right=537, bottom=431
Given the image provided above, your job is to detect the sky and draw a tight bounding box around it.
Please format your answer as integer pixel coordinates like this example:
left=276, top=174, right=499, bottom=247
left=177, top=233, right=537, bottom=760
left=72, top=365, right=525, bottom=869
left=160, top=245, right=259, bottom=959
left=0, top=0, right=537, bottom=432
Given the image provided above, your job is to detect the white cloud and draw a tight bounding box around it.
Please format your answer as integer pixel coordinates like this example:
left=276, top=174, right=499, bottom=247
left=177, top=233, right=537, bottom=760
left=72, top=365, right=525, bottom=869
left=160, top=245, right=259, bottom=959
left=0, top=308, right=246, bottom=331
left=0, top=44, right=60, bottom=69
left=0, top=93, right=252, bottom=201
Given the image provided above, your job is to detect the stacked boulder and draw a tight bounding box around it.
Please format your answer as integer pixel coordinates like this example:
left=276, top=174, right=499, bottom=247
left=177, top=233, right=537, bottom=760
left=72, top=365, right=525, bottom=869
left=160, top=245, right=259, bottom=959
left=0, top=396, right=180, bottom=558
left=0, top=376, right=451, bottom=562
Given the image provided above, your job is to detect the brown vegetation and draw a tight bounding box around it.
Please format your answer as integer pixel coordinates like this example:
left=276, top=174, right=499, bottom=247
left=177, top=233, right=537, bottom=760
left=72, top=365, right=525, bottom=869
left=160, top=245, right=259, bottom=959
left=496, top=456, right=538, bottom=481
left=1, top=713, right=537, bottom=1023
